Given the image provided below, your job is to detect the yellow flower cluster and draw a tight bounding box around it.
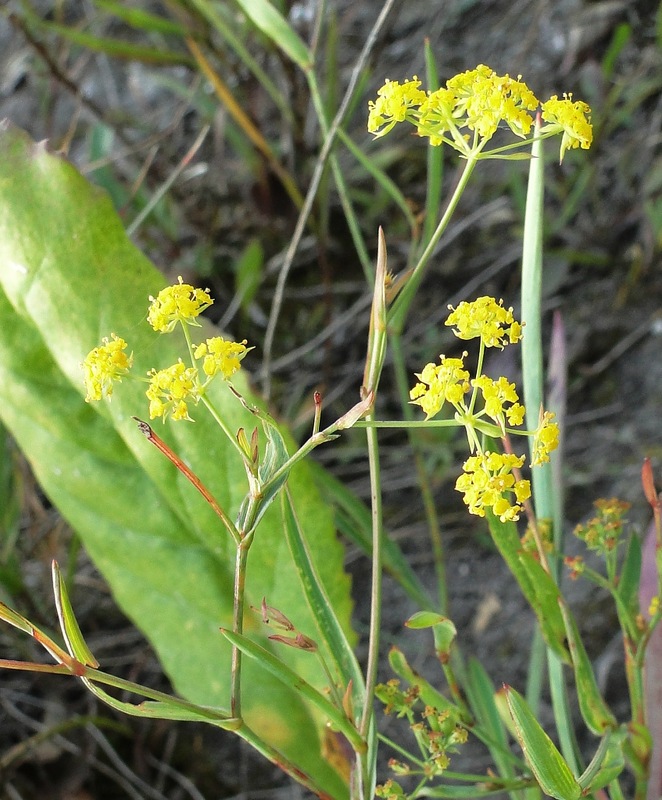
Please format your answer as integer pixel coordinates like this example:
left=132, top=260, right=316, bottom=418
left=367, top=77, right=427, bottom=139
left=147, top=276, right=213, bottom=333
left=82, top=334, right=132, bottom=402
left=445, top=65, right=538, bottom=140
left=368, top=65, right=592, bottom=161
left=531, top=410, right=559, bottom=465
left=455, top=452, right=531, bottom=522
left=472, top=375, right=525, bottom=429
left=146, top=361, right=200, bottom=422
left=541, top=94, right=593, bottom=162
left=82, top=277, right=250, bottom=422
left=410, top=297, right=559, bottom=522
left=409, top=355, right=470, bottom=420
left=445, top=296, right=523, bottom=348
left=194, top=337, right=251, bottom=380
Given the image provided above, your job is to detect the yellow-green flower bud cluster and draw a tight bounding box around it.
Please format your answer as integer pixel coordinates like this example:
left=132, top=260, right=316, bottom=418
left=573, top=498, right=631, bottom=555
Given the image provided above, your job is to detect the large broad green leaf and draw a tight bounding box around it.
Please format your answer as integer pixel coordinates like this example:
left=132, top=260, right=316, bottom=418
left=0, top=122, right=353, bottom=797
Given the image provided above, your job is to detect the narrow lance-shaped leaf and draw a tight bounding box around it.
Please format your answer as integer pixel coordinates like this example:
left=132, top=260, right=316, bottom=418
left=577, top=728, right=626, bottom=793
left=486, top=511, right=569, bottom=662
left=220, top=627, right=366, bottom=756
left=505, top=685, right=581, bottom=800
left=232, top=0, right=312, bottom=69
left=52, top=561, right=99, bottom=668
left=281, top=490, right=364, bottom=708
left=559, top=600, right=616, bottom=734
left=463, top=658, right=519, bottom=780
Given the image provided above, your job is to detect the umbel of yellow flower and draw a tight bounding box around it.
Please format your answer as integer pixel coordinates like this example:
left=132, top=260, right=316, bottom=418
left=456, top=451, right=531, bottom=522
left=368, top=65, right=593, bottom=162
left=194, top=337, right=251, bottom=380
left=410, top=355, right=470, bottom=419
left=369, top=65, right=538, bottom=150
left=541, top=94, right=593, bottom=162
left=82, top=275, right=253, bottom=422
left=82, top=334, right=132, bottom=402
left=146, top=361, right=200, bottom=422
left=446, top=296, right=523, bottom=349
left=147, top=276, right=213, bottom=333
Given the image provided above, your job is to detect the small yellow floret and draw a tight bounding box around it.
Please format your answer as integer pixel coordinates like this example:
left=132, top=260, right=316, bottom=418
left=472, top=375, right=525, bottom=429
left=409, top=354, right=470, bottom=419
left=193, top=337, right=251, bottom=380
left=541, top=93, right=593, bottom=162
left=147, top=276, right=213, bottom=333
left=368, top=77, right=427, bottom=137
left=146, top=360, right=200, bottom=422
left=531, top=410, right=560, bottom=465
left=445, top=296, right=523, bottom=349
left=82, top=333, right=132, bottom=402
left=455, top=451, right=530, bottom=522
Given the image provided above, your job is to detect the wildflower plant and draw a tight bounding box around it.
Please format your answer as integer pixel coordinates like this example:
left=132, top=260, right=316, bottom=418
left=0, top=48, right=659, bottom=800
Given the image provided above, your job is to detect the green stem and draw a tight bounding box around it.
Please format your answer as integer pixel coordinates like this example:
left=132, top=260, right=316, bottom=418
left=231, top=538, right=251, bottom=717
left=390, top=333, right=447, bottom=612
left=359, top=409, right=383, bottom=740
left=388, top=152, right=480, bottom=334
left=180, top=323, right=246, bottom=460
left=236, top=721, right=339, bottom=800
left=355, top=419, right=461, bottom=429
left=520, top=117, right=579, bottom=773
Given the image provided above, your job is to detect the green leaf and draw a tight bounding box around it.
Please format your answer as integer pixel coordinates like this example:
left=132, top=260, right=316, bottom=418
left=232, top=0, right=312, bottom=69
left=52, top=562, right=98, bottom=667
left=22, top=9, right=193, bottom=66
left=311, top=462, right=433, bottom=610
left=485, top=512, right=569, bottom=662
left=0, top=122, right=352, bottom=798
left=280, top=491, right=364, bottom=706
left=234, top=238, right=264, bottom=314
left=505, top=685, right=581, bottom=800
left=578, top=727, right=625, bottom=793
left=618, top=532, right=642, bottom=616
left=464, top=658, right=519, bottom=779
left=387, top=647, right=457, bottom=715
left=220, top=627, right=365, bottom=755
left=558, top=601, right=616, bottom=735
left=404, top=611, right=451, bottom=630
left=91, top=0, right=190, bottom=36
left=419, top=783, right=531, bottom=798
